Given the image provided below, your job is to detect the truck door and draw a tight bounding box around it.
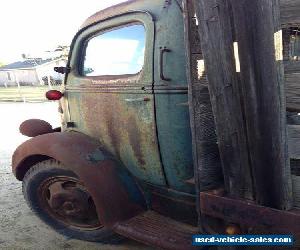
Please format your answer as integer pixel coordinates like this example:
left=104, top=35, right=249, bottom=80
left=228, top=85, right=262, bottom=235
left=152, top=1, right=195, bottom=193
left=65, top=12, right=167, bottom=186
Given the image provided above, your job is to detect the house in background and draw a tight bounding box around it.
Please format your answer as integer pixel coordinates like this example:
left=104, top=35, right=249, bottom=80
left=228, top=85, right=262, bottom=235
left=0, top=58, right=67, bottom=87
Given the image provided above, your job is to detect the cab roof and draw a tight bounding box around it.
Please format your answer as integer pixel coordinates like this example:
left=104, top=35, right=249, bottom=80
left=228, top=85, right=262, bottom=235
left=81, top=0, right=145, bottom=30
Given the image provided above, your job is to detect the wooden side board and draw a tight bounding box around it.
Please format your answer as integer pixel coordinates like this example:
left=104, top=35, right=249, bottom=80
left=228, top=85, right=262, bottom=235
left=281, top=0, right=300, bottom=27
left=292, top=175, right=300, bottom=207
left=285, top=61, right=300, bottom=73
left=285, top=71, right=300, bottom=111
left=288, top=125, right=300, bottom=159
left=195, top=0, right=293, bottom=209
left=280, top=0, right=300, bottom=111
left=281, top=1, right=300, bottom=207
left=288, top=125, right=300, bottom=207
left=277, top=93, right=300, bottom=207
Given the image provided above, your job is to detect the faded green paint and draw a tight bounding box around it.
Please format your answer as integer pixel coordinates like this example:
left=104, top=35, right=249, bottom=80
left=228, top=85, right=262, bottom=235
left=86, top=149, right=108, bottom=163
left=61, top=0, right=195, bottom=193
left=65, top=8, right=166, bottom=186
left=152, top=0, right=194, bottom=193
left=67, top=90, right=166, bottom=185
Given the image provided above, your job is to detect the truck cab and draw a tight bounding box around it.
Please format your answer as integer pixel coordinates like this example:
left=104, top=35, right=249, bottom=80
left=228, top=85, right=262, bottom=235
left=65, top=0, right=195, bottom=194
left=13, top=1, right=202, bottom=249
left=11, top=0, right=300, bottom=249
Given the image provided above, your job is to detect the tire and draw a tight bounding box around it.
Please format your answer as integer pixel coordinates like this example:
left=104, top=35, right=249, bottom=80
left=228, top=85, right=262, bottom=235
left=22, top=159, right=122, bottom=243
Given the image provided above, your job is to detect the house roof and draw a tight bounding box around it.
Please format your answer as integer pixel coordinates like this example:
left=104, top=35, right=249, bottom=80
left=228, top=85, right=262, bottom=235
left=0, top=58, right=53, bottom=70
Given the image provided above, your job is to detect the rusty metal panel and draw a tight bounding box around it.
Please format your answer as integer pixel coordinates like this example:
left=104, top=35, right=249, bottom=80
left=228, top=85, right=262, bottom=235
left=12, top=132, right=146, bottom=227
left=151, top=191, right=198, bottom=225
left=200, top=191, right=300, bottom=235
left=80, top=0, right=164, bottom=30
left=67, top=89, right=166, bottom=185
left=113, top=211, right=199, bottom=250
left=65, top=10, right=167, bottom=186
left=19, top=119, right=53, bottom=137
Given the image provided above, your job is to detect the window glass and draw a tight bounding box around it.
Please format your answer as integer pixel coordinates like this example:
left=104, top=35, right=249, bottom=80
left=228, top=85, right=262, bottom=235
left=83, top=24, right=145, bottom=76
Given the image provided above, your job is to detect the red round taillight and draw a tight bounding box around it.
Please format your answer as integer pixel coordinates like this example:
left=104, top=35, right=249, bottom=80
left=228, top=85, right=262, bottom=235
left=46, top=90, right=63, bottom=100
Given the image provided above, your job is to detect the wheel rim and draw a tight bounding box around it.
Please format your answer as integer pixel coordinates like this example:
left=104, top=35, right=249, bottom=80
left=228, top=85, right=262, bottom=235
left=38, top=176, right=102, bottom=230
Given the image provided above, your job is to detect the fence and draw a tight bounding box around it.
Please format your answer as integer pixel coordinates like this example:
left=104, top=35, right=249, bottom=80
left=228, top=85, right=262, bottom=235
left=0, top=81, right=62, bottom=102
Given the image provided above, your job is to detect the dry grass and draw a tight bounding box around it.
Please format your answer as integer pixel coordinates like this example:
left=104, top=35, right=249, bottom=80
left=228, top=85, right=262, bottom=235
left=0, top=86, right=52, bottom=102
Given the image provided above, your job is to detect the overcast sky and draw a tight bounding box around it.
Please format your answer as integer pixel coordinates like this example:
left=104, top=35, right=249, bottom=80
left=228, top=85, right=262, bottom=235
left=0, top=0, right=124, bottom=63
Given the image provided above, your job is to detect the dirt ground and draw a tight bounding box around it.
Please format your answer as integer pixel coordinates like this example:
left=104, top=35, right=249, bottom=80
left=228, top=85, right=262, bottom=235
left=0, top=102, right=153, bottom=250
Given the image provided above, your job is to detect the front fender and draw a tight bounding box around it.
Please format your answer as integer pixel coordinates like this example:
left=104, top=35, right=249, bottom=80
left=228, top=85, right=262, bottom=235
left=12, top=131, right=146, bottom=227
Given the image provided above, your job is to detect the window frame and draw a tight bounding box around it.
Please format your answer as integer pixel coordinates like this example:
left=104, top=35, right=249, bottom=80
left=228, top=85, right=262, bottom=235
left=68, top=12, right=154, bottom=85
left=80, top=22, right=146, bottom=78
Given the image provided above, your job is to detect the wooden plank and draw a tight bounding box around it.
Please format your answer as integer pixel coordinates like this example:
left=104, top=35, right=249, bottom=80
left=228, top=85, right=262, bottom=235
left=230, top=0, right=292, bottom=210
left=280, top=2, right=300, bottom=112
left=292, top=175, right=300, bottom=207
left=280, top=0, right=300, bottom=27
left=193, top=0, right=253, bottom=199
left=284, top=61, right=300, bottom=73
left=183, top=0, right=223, bottom=194
left=288, top=125, right=300, bottom=159
left=200, top=191, right=300, bottom=234
left=288, top=126, right=300, bottom=208
left=285, top=72, right=300, bottom=111
left=282, top=28, right=291, bottom=61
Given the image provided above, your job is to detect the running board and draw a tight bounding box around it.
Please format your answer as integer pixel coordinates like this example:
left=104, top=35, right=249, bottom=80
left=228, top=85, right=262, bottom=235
left=113, top=211, right=199, bottom=250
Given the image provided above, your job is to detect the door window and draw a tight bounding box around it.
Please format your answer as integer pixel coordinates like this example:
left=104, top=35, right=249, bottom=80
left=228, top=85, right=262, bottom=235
left=82, top=24, right=145, bottom=76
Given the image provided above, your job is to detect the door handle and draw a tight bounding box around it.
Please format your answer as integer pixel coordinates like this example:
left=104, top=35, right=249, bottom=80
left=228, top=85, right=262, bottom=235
left=125, top=97, right=150, bottom=102
left=160, top=47, right=171, bottom=81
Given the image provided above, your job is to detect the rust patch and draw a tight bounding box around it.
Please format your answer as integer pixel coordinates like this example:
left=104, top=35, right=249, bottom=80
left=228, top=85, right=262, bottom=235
left=114, top=211, right=198, bottom=250
left=68, top=90, right=166, bottom=185
left=106, top=110, right=121, bottom=160
left=200, top=191, right=300, bottom=236
left=12, top=132, right=146, bottom=227
left=80, top=0, right=141, bottom=29
left=127, top=115, right=146, bottom=166
left=19, top=119, right=53, bottom=137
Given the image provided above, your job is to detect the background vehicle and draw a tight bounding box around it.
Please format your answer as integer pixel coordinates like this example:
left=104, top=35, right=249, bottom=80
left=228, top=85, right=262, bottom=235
left=12, top=0, right=300, bottom=249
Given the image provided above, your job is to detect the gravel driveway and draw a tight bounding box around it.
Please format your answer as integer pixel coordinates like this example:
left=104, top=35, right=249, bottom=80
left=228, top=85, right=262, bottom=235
left=0, top=102, right=152, bottom=250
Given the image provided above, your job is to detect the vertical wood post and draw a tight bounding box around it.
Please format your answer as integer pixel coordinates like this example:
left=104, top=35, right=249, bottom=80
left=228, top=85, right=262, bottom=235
left=47, top=75, right=52, bottom=90
left=193, top=0, right=253, bottom=199
left=194, top=0, right=292, bottom=210
left=15, top=74, right=25, bottom=103
left=35, top=70, right=43, bottom=86
left=230, top=0, right=293, bottom=209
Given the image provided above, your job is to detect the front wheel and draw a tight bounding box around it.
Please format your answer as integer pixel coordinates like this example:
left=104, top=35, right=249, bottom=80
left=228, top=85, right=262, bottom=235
left=22, top=159, right=122, bottom=243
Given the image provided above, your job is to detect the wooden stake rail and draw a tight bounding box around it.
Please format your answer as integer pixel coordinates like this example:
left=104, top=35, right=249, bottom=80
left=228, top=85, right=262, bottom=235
left=193, top=0, right=293, bottom=210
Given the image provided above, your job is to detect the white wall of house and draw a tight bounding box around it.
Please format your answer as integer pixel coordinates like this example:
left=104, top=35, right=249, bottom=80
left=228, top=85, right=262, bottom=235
left=0, top=59, right=67, bottom=87
left=0, top=70, right=17, bottom=87
left=0, top=69, right=38, bottom=86
left=16, top=69, right=39, bottom=85
left=35, top=59, right=66, bottom=83
left=0, top=72, right=9, bottom=86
